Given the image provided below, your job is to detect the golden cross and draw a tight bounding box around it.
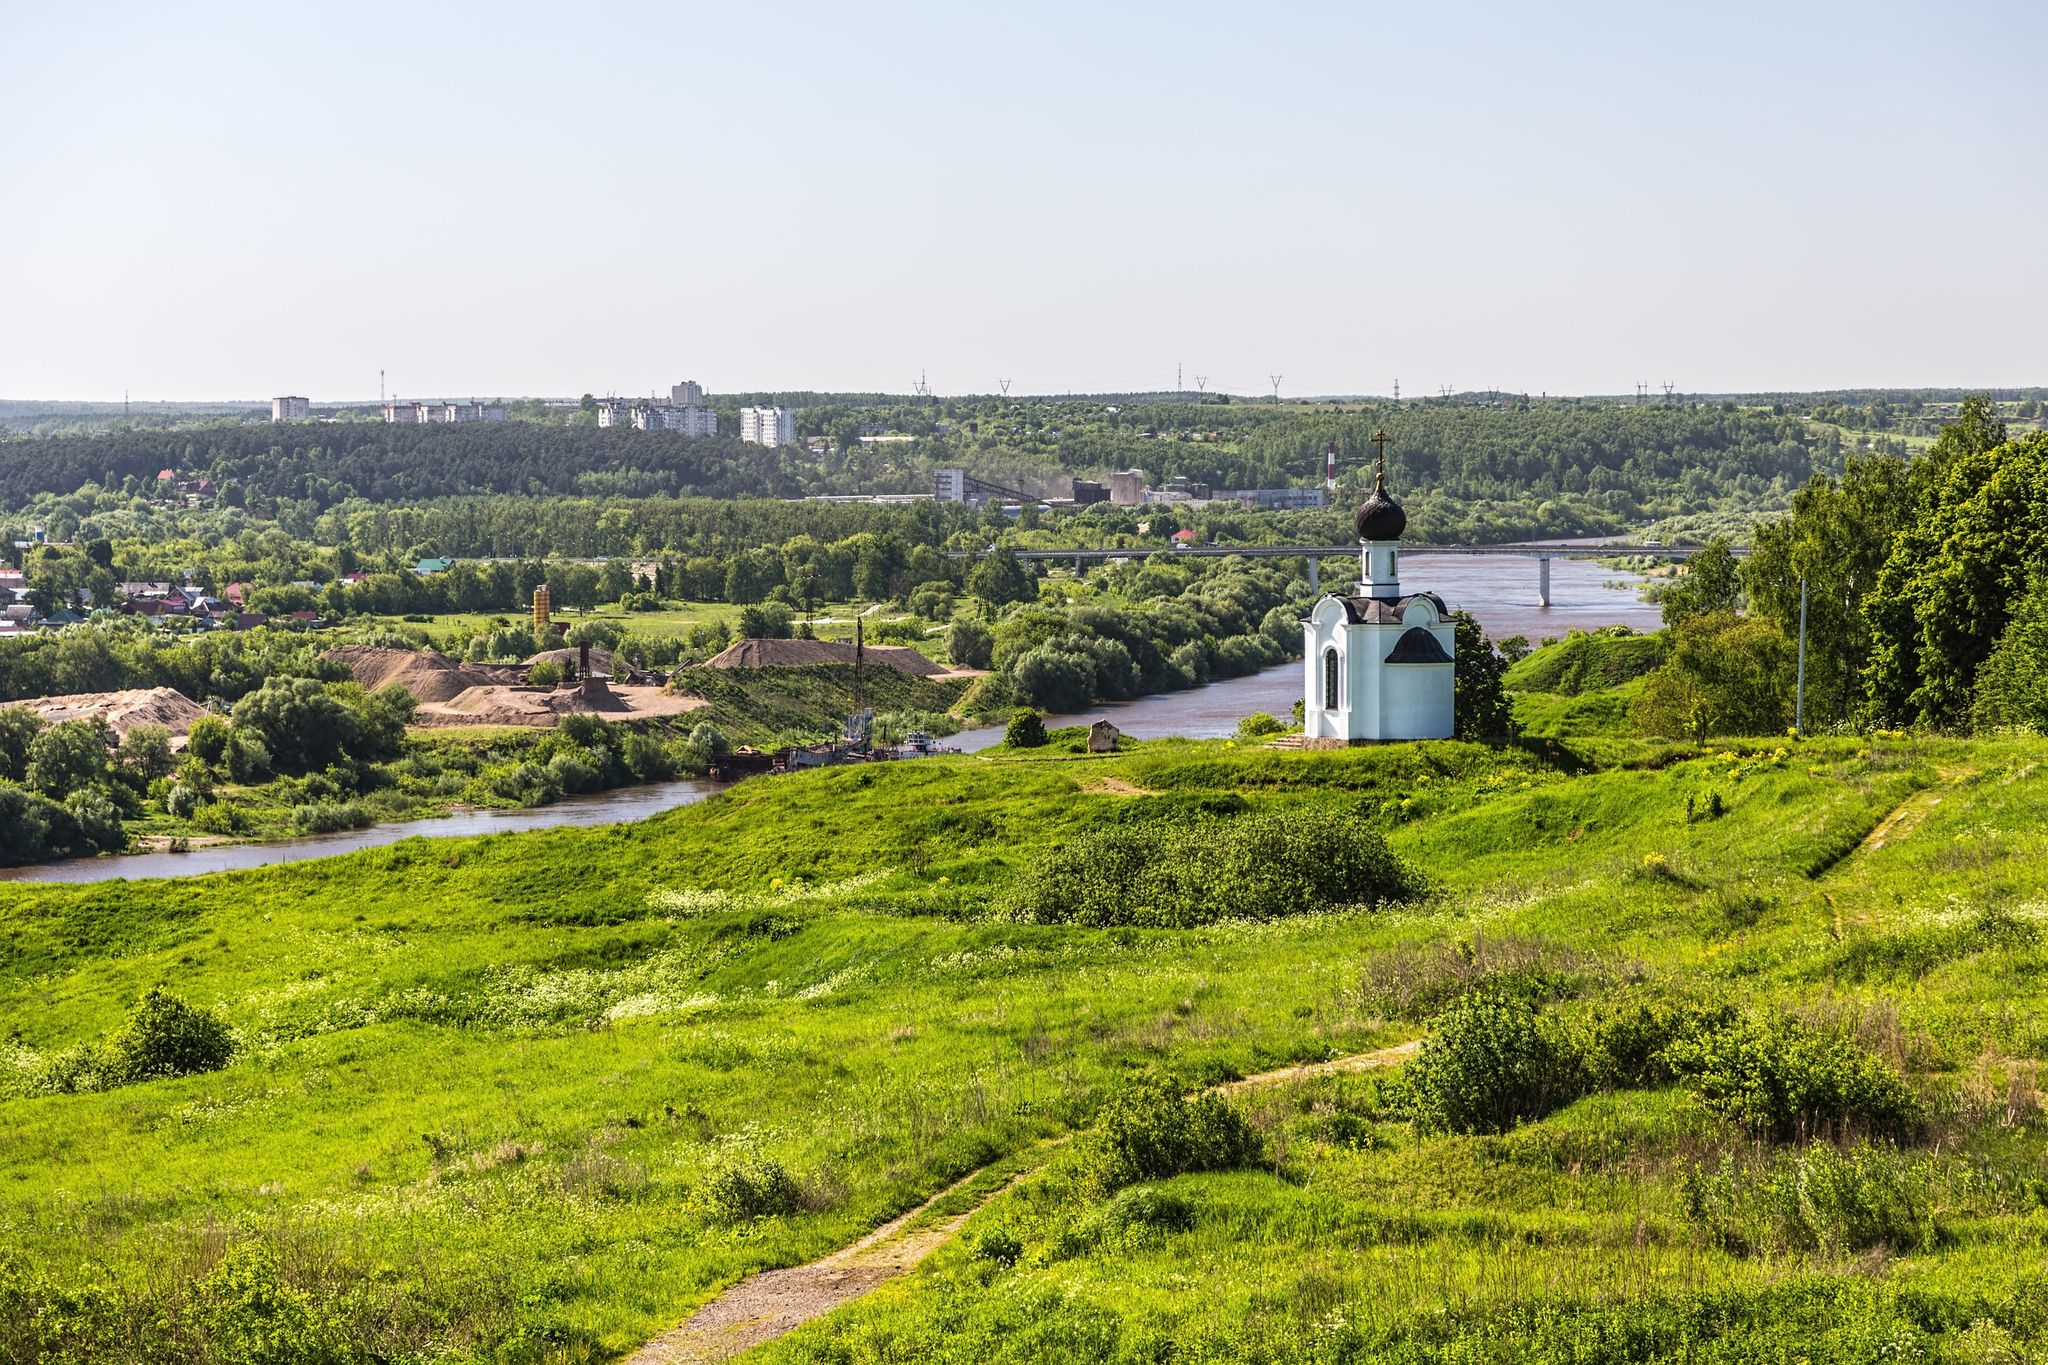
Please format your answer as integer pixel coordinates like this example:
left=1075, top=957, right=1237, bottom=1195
left=1369, top=429, right=1390, bottom=487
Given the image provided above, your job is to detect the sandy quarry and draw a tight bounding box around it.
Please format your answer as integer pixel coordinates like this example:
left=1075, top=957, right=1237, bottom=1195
left=11, top=687, right=209, bottom=742
left=412, top=683, right=706, bottom=728
left=326, top=646, right=706, bottom=729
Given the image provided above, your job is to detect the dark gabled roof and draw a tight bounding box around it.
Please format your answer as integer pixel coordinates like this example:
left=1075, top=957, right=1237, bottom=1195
left=1384, top=626, right=1453, bottom=664
left=1332, top=592, right=1448, bottom=625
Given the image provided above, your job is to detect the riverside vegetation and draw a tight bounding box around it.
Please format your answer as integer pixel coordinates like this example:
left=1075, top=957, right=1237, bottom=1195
left=4, top=699, right=2048, bottom=1362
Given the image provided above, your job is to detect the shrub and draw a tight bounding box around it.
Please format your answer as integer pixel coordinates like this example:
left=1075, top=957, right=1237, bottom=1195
left=1101, top=1185, right=1197, bottom=1233
left=42, top=988, right=237, bottom=1093
left=1681, top=1143, right=1946, bottom=1257
left=1405, top=990, right=1583, bottom=1134
left=120, top=723, right=175, bottom=781
left=699, top=1144, right=801, bottom=1222
left=486, top=760, right=561, bottom=808
left=1008, top=806, right=1417, bottom=927
left=108, top=987, right=236, bottom=1083
left=185, top=714, right=232, bottom=766
left=1562, top=995, right=1736, bottom=1091
left=546, top=752, right=600, bottom=795
left=291, top=802, right=373, bottom=835
left=1004, top=708, right=1048, bottom=748
left=526, top=659, right=565, bottom=688
left=1664, top=1015, right=1918, bottom=1141
left=687, top=721, right=731, bottom=758
left=1356, top=934, right=1619, bottom=1022
left=1234, top=711, right=1285, bottom=740
left=1076, top=1082, right=1260, bottom=1195
left=966, top=1225, right=1023, bottom=1266
left=947, top=618, right=995, bottom=670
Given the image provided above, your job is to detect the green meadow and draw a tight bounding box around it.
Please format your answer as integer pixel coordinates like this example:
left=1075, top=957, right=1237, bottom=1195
left=4, top=716, right=2047, bottom=1360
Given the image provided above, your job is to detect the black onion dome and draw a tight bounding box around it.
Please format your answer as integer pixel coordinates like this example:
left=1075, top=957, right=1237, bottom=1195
left=1354, top=469, right=1406, bottom=541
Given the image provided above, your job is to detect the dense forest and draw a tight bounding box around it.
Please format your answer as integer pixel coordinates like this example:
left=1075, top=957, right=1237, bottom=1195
left=0, top=398, right=1859, bottom=559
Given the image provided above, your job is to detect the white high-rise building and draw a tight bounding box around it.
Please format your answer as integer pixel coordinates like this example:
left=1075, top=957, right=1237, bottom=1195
left=271, top=396, right=309, bottom=422
left=596, top=398, right=633, bottom=428
left=934, top=469, right=969, bottom=502
left=740, top=405, right=796, bottom=448
left=671, top=380, right=704, bottom=406
left=664, top=405, right=718, bottom=437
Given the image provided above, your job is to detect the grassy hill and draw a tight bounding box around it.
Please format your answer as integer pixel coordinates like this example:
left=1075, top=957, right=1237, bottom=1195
left=3, top=727, right=2046, bottom=1361
left=1509, top=627, right=1668, bottom=737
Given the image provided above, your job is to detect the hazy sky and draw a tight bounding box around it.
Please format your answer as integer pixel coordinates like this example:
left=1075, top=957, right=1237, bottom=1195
left=4, top=1, right=2042, bottom=401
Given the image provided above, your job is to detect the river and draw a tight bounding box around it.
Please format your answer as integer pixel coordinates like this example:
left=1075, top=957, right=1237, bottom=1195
left=1, top=553, right=1652, bottom=885
left=950, top=551, right=1658, bottom=749
left=0, top=778, right=722, bottom=885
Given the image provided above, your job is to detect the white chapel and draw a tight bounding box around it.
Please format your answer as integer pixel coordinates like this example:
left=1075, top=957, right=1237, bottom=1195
left=1301, top=438, right=1455, bottom=742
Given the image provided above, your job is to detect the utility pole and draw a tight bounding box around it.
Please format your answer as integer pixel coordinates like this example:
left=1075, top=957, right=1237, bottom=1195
left=1794, top=576, right=1809, bottom=736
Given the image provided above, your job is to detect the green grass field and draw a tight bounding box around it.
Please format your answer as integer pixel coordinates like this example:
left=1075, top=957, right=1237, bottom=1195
left=4, top=720, right=2046, bottom=1361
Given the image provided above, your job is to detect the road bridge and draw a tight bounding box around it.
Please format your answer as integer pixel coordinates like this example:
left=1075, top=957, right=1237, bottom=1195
left=955, top=542, right=1744, bottom=606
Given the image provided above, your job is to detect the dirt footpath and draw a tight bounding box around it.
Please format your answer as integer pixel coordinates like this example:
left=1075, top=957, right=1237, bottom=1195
left=625, top=1038, right=1420, bottom=1363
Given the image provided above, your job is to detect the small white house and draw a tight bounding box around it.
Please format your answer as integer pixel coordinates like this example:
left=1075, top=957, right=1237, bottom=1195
left=1301, top=462, right=1455, bottom=742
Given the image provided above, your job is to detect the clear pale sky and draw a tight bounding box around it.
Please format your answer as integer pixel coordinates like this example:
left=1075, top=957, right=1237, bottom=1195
left=3, top=1, right=2042, bottom=401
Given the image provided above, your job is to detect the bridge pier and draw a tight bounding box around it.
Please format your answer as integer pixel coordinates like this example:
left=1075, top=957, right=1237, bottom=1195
left=1075, top=555, right=1085, bottom=577
left=1307, top=556, right=1319, bottom=594
left=1537, top=555, right=1552, bottom=608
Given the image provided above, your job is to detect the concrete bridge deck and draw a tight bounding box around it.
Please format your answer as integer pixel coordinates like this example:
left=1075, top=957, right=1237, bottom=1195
left=955, top=541, right=1741, bottom=605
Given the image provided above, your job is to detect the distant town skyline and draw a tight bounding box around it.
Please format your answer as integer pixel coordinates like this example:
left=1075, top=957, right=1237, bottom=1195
left=5, top=1, right=2043, bottom=401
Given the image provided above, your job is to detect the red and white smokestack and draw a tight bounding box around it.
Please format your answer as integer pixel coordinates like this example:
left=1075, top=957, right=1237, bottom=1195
left=1325, top=441, right=1337, bottom=492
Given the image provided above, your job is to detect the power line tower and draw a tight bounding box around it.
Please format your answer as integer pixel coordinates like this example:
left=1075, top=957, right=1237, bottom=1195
left=1193, top=374, right=1208, bottom=397
left=914, top=370, right=931, bottom=401
left=1268, top=374, right=1284, bottom=403
left=997, top=378, right=1011, bottom=398
left=1177, top=362, right=1183, bottom=394
left=1392, top=379, right=1400, bottom=403
left=1662, top=381, right=1675, bottom=403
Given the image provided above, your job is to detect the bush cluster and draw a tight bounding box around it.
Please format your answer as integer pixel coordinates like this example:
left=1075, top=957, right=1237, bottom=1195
left=1008, top=805, right=1418, bottom=927
left=1681, top=1143, right=1945, bottom=1256
left=37, top=988, right=235, bottom=1094
left=1664, top=1014, right=1919, bottom=1141
left=698, top=1143, right=802, bottom=1223
left=1403, top=991, right=1582, bottom=1135
left=1404, top=992, right=1914, bottom=1139
left=1075, top=1082, right=1261, bottom=1196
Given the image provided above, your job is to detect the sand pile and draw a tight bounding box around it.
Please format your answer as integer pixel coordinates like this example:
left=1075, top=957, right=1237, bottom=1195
left=12, top=687, right=209, bottom=740
left=411, top=683, right=707, bottom=728
left=323, top=645, right=513, bottom=704
left=705, top=637, right=946, bottom=677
